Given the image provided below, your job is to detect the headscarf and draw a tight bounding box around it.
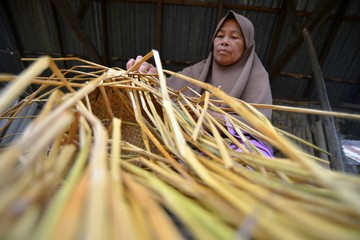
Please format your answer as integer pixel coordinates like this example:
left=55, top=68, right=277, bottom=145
left=167, top=10, right=272, bottom=119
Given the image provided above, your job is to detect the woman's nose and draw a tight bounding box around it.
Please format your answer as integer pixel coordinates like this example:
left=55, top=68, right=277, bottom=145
left=221, top=37, right=229, bottom=46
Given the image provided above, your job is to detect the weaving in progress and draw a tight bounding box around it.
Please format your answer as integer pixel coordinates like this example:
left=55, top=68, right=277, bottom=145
left=0, top=51, right=359, bottom=239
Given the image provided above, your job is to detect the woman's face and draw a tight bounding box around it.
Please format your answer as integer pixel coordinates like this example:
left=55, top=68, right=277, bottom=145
left=213, top=18, right=245, bottom=66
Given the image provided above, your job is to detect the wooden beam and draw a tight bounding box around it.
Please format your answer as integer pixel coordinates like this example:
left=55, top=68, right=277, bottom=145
left=76, top=0, right=92, bottom=22
left=353, top=90, right=360, bottom=103
left=155, top=0, right=163, bottom=52
left=114, top=0, right=277, bottom=13
left=265, top=0, right=287, bottom=71
left=50, top=0, right=102, bottom=63
left=335, top=102, right=360, bottom=111
left=99, top=0, right=109, bottom=66
left=216, top=0, right=224, bottom=23
left=111, top=0, right=360, bottom=21
left=286, top=0, right=301, bottom=33
left=49, top=0, right=67, bottom=68
left=279, top=72, right=357, bottom=84
left=269, top=0, right=338, bottom=80
left=302, top=28, right=354, bottom=173
left=318, top=0, right=350, bottom=66
left=303, top=29, right=335, bottom=111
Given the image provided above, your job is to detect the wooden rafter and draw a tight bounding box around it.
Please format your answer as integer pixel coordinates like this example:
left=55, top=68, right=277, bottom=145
left=112, top=0, right=360, bottom=21
left=216, top=0, right=224, bottom=23
left=279, top=72, right=357, bottom=85
left=156, top=0, right=163, bottom=52
left=49, top=0, right=67, bottom=68
left=286, top=0, right=301, bottom=33
left=353, top=90, right=360, bottom=104
left=50, top=0, right=102, bottom=63
left=265, top=0, right=301, bottom=71
left=265, top=0, right=286, bottom=71
left=318, top=0, right=350, bottom=66
left=99, top=0, right=109, bottom=66
left=269, top=0, right=338, bottom=80
left=76, top=0, right=93, bottom=22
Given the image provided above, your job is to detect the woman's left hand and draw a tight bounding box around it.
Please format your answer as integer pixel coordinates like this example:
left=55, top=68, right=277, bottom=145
left=126, top=55, right=157, bottom=73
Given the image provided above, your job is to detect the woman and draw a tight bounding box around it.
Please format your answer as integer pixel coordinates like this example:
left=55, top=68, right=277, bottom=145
left=127, top=10, right=273, bottom=157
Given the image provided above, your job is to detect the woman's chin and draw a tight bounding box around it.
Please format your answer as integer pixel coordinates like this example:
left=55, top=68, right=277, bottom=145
left=215, top=59, right=233, bottom=66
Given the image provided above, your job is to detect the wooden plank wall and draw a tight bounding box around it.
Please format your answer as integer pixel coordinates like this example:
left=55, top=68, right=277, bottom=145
left=271, top=109, right=331, bottom=169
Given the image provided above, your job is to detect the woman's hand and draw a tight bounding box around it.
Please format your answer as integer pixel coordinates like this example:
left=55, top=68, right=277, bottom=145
left=126, top=55, right=157, bottom=73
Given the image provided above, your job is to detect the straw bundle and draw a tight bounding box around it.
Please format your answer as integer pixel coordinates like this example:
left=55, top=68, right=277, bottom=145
left=0, top=50, right=359, bottom=240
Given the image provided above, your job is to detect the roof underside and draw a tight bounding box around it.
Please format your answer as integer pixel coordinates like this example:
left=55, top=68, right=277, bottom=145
left=1, top=0, right=359, bottom=108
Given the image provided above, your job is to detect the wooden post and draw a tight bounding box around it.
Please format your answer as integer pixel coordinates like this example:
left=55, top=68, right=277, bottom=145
left=302, top=28, right=354, bottom=173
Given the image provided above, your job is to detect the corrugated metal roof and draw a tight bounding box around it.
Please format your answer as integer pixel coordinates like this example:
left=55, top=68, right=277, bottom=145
left=323, top=20, right=360, bottom=80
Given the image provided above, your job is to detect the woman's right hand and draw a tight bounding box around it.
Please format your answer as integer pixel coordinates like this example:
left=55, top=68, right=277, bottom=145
left=126, top=55, right=157, bottom=73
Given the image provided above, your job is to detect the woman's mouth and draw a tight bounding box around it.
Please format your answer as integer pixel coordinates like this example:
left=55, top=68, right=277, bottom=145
left=217, top=49, right=230, bottom=54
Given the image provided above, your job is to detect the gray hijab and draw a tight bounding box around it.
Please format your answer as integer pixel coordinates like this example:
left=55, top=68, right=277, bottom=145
left=167, top=10, right=272, bottom=119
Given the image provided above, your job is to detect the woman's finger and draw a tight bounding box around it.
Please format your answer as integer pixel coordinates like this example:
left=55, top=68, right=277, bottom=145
left=126, top=55, right=157, bottom=73
left=139, top=62, right=150, bottom=71
left=148, top=67, right=157, bottom=74
left=135, top=55, right=143, bottom=65
left=126, top=58, right=135, bottom=70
